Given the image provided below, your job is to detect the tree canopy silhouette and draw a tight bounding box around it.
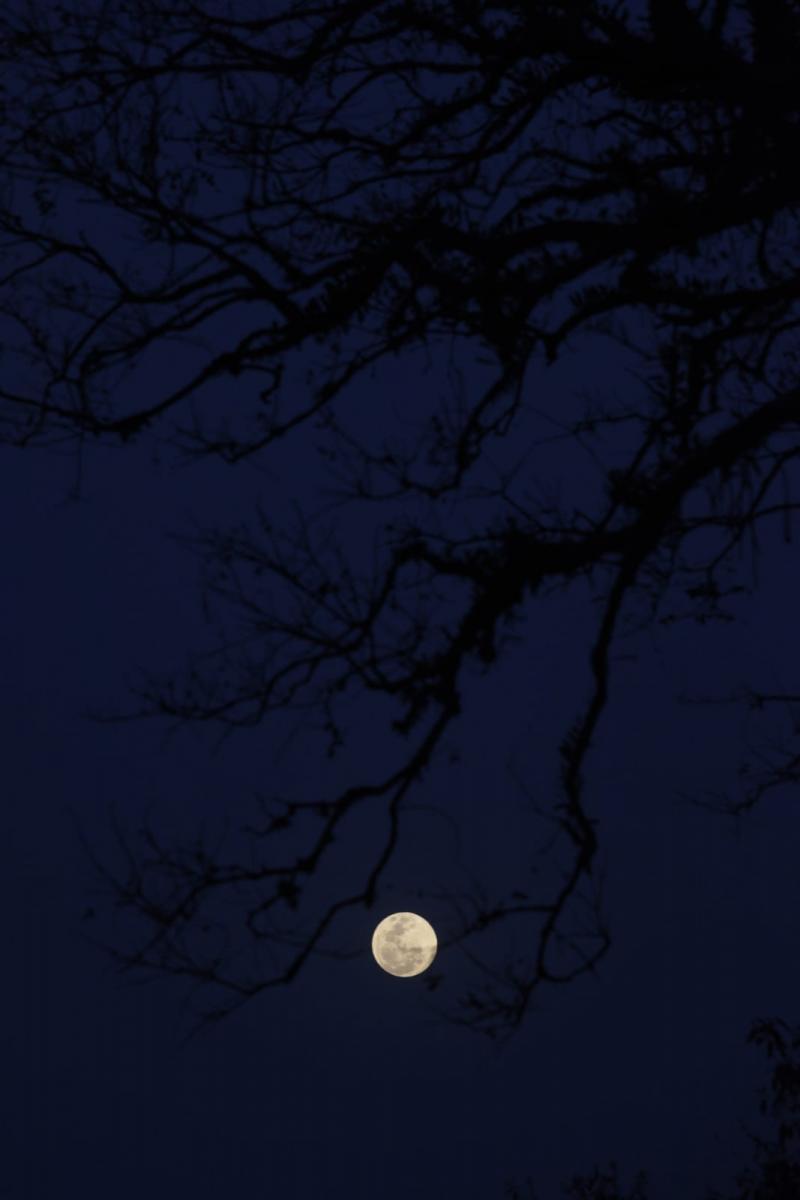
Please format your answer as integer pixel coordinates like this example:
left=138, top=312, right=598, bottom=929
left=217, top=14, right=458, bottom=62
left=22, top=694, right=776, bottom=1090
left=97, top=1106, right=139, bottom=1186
left=507, top=1017, right=800, bottom=1198
left=1, top=0, right=798, bottom=1033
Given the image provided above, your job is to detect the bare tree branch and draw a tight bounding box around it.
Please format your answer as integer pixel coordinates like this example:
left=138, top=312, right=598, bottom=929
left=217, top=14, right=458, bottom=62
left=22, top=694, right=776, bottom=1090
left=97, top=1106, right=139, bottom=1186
left=1, top=0, right=799, bottom=1035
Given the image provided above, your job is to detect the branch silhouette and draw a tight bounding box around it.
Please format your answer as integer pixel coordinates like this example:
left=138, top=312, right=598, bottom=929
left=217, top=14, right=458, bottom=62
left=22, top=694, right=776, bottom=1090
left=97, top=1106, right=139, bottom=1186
left=2, top=0, right=799, bottom=1034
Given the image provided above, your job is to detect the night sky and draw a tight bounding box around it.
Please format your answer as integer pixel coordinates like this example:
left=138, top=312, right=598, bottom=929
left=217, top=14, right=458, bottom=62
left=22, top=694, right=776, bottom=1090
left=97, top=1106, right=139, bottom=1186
left=3, top=355, right=798, bottom=1200
left=2, top=5, right=800, bottom=1199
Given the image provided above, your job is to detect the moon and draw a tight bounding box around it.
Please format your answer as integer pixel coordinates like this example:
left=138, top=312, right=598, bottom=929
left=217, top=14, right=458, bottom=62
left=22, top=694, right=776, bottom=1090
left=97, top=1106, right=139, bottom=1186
left=371, top=912, right=438, bottom=977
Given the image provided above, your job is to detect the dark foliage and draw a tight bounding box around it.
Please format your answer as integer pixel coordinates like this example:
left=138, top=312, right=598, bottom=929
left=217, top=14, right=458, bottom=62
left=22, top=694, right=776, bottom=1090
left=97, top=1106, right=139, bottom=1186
left=506, top=1018, right=800, bottom=1198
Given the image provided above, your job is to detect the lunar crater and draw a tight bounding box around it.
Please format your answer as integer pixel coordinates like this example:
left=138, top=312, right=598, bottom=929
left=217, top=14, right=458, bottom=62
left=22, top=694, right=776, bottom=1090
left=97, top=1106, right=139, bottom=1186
left=371, top=912, right=437, bottom=978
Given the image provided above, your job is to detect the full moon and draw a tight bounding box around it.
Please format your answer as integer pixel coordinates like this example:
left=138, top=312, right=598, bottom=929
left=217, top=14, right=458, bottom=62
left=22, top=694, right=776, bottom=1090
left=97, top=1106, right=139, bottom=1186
left=371, top=912, right=438, bottom=977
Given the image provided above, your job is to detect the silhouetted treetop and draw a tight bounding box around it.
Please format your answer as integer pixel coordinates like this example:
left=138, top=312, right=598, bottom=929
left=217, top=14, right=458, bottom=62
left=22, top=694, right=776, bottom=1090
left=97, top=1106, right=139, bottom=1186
left=1, top=0, right=798, bottom=464
left=3, top=1, right=799, bottom=1034
left=505, top=1018, right=800, bottom=1197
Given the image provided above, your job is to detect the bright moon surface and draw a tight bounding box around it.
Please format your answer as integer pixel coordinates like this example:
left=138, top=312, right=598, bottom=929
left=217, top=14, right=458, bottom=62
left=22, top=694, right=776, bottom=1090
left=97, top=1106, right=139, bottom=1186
left=371, top=912, right=438, bottom=977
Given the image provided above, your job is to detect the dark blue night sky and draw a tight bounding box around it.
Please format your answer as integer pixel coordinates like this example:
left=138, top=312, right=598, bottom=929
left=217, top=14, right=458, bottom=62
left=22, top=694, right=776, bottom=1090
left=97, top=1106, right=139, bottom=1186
left=2, top=370, right=798, bottom=1199
left=1, top=3, right=799, bottom=1198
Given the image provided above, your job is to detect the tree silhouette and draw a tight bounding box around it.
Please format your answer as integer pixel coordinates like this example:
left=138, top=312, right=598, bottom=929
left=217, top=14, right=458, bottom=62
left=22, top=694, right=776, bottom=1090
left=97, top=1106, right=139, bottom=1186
left=505, top=1018, right=800, bottom=1198
left=714, top=1019, right=800, bottom=1200
left=1, top=0, right=798, bottom=1033
left=506, top=1161, right=648, bottom=1200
